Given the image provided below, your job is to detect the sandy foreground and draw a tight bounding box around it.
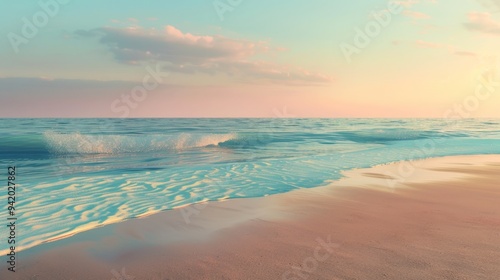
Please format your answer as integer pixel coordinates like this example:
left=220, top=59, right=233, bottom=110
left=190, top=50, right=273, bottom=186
left=2, top=155, right=500, bottom=279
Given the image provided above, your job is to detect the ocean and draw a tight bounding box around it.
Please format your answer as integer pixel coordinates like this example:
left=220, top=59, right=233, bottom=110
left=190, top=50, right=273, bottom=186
left=1, top=118, right=500, bottom=254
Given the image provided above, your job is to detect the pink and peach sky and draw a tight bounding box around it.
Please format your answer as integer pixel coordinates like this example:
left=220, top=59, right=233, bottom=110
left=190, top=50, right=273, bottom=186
left=0, top=0, right=499, bottom=117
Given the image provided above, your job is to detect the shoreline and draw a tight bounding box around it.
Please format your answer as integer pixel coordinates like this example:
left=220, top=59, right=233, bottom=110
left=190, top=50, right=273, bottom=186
left=2, top=154, right=500, bottom=279
left=6, top=153, right=497, bottom=256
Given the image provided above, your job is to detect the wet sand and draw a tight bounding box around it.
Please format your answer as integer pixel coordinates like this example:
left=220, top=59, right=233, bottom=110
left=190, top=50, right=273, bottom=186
left=2, top=155, right=500, bottom=279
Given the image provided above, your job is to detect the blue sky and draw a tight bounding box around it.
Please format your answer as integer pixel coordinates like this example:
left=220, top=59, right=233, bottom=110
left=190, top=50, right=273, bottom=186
left=1, top=0, right=500, bottom=117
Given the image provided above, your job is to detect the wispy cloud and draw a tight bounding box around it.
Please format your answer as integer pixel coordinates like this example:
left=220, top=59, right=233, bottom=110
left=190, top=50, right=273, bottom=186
left=453, top=50, right=477, bottom=57
left=395, top=0, right=437, bottom=8
left=412, top=40, right=477, bottom=58
left=75, top=25, right=332, bottom=85
left=476, top=0, right=500, bottom=12
left=395, top=0, right=420, bottom=8
left=403, top=10, right=431, bottom=19
left=464, top=12, right=500, bottom=34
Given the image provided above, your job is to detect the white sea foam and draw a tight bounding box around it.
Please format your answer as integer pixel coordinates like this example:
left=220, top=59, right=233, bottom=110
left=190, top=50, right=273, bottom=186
left=43, top=131, right=237, bottom=154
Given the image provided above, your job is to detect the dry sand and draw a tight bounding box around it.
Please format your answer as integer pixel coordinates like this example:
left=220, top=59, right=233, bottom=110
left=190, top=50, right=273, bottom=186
left=2, top=155, right=500, bottom=280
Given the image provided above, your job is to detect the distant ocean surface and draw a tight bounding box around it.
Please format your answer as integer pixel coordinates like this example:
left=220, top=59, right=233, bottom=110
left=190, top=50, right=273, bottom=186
left=1, top=118, right=500, bottom=254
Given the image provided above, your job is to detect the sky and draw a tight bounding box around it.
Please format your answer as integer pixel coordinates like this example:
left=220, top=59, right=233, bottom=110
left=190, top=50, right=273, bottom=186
left=1, top=0, right=500, bottom=117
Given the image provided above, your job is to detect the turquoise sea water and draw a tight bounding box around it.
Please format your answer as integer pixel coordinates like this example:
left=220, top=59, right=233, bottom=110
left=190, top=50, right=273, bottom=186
left=1, top=118, right=500, bottom=254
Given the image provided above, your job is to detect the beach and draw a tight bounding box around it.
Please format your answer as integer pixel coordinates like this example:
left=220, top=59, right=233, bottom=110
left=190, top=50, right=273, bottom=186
left=3, top=0, right=500, bottom=278
left=2, top=154, right=500, bottom=279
